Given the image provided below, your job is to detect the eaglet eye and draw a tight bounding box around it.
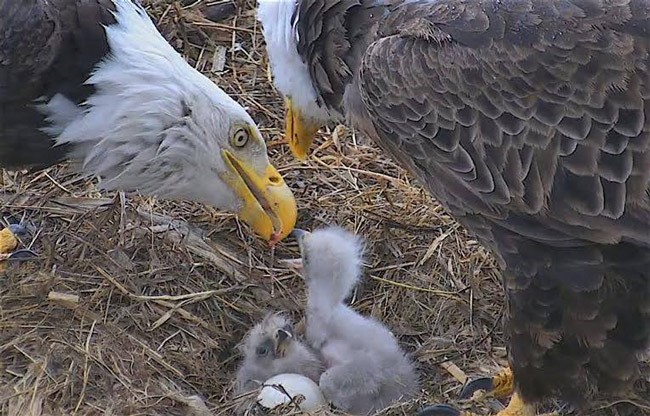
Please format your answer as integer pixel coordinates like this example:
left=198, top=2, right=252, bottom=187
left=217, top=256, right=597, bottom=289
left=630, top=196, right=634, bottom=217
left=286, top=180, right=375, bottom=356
left=232, top=128, right=250, bottom=148
left=256, top=345, right=270, bottom=357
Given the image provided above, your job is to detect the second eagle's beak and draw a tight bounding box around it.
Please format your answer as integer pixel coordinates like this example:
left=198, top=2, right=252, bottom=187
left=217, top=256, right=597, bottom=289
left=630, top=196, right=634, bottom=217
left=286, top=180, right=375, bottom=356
left=285, top=98, right=321, bottom=161
left=222, top=150, right=297, bottom=245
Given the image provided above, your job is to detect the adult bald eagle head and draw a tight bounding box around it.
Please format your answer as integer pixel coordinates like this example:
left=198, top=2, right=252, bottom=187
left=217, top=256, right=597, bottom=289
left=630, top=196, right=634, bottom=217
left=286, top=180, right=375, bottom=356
left=0, top=0, right=297, bottom=243
left=258, top=0, right=650, bottom=414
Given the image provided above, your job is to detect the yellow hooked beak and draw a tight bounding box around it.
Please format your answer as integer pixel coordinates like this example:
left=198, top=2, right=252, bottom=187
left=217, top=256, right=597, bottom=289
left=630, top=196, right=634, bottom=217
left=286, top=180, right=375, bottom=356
left=285, top=98, right=322, bottom=160
left=222, top=150, right=297, bottom=245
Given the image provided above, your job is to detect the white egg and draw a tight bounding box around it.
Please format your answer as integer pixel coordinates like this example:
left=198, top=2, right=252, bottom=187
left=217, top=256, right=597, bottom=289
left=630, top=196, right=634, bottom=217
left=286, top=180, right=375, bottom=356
left=257, top=373, right=327, bottom=412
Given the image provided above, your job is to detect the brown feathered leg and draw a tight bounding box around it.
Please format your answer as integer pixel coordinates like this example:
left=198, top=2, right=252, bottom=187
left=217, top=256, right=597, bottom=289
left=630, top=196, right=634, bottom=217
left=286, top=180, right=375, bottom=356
left=417, top=391, right=536, bottom=416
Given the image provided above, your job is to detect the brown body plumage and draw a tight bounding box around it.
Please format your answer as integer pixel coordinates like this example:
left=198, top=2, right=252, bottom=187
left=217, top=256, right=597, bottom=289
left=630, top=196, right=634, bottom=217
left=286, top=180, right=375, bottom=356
left=0, top=0, right=118, bottom=168
left=259, top=0, right=650, bottom=410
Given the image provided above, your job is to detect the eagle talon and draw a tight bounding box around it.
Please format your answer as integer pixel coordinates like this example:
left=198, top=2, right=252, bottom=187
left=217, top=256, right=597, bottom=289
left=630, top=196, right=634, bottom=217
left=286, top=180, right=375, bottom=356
left=418, top=391, right=536, bottom=416
left=0, top=225, right=37, bottom=270
left=417, top=404, right=462, bottom=416
left=8, top=249, right=39, bottom=261
left=460, top=368, right=514, bottom=401
left=459, top=377, right=495, bottom=400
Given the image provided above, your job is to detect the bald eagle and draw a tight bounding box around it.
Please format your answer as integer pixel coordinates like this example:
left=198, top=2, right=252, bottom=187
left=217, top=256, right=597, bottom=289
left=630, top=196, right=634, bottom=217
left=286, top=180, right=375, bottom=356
left=257, top=0, right=650, bottom=415
left=0, top=0, right=297, bottom=242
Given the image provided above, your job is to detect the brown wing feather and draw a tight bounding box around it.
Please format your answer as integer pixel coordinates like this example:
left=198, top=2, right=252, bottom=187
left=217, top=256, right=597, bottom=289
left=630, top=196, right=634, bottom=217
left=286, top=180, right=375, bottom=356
left=357, top=0, right=650, bottom=249
left=353, top=0, right=650, bottom=405
left=0, top=0, right=117, bottom=169
left=295, top=0, right=392, bottom=114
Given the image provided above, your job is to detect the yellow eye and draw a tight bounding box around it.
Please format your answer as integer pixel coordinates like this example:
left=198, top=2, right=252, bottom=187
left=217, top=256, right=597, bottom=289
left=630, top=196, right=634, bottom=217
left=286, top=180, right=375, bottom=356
left=232, top=128, right=250, bottom=148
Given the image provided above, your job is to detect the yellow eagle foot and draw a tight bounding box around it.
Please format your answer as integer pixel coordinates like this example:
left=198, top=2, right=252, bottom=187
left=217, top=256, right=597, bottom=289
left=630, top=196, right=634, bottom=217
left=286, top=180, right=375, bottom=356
left=459, top=367, right=515, bottom=400
left=417, top=392, right=536, bottom=416
left=0, top=224, right=38, bottom=271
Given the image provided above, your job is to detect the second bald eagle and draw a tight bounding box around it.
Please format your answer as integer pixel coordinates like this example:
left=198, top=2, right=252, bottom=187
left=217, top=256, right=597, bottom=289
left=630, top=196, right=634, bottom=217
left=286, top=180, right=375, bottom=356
left=258, top=0, right=650, bottom=415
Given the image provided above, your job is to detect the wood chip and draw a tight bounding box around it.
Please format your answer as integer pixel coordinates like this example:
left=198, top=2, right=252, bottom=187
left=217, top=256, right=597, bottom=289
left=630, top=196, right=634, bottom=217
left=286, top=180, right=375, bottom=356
left=47, top=291, right=80, bottom=308
left=211, top=45, right=228, bottom=73
left=439, top=361, right=468, bottom=384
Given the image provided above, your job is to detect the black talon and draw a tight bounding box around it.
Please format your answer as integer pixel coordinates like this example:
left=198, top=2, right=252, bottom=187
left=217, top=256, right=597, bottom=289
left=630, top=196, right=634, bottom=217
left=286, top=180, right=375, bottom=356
left=417, top=404, right=462, bottom=416
left=458, top=377, right=494, bottom=400
left=7, top=249, right=39, bottom=261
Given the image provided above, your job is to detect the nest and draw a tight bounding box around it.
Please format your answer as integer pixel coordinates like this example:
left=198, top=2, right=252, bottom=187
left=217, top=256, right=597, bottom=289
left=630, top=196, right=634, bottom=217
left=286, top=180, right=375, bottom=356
left=0, top=1, right=648, bottom=415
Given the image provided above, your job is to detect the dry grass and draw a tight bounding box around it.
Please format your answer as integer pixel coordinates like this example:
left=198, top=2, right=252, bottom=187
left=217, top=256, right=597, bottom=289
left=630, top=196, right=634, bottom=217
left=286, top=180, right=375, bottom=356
left=0, top=1, right=648, bottom=415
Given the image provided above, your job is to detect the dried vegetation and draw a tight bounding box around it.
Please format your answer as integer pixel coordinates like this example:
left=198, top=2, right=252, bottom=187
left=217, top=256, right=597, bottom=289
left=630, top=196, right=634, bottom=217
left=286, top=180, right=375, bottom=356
left=0, top=1, right=648, bottom=415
